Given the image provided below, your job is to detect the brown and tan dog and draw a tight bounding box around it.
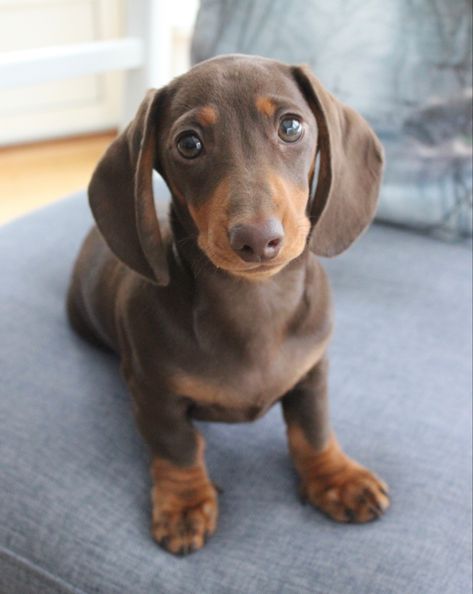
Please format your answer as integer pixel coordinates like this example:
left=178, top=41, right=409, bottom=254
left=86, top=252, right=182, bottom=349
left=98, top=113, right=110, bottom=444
left=67, top=54, right=389, bottom=555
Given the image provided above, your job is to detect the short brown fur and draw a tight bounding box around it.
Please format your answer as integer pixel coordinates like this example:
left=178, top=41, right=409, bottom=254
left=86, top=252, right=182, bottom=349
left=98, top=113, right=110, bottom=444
left=67, top=55, right=387, bottom=555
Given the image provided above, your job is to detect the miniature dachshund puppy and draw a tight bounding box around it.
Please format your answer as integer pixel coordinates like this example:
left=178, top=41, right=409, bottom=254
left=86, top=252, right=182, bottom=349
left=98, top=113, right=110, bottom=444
left=67, top=54, right=389, bottom=555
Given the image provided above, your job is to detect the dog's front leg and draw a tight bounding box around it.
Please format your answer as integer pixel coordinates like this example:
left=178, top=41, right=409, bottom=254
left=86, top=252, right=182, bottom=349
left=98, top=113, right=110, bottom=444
left=128, top=373, right=218, bottom=555
left=281, top=357, right=390, bottom=523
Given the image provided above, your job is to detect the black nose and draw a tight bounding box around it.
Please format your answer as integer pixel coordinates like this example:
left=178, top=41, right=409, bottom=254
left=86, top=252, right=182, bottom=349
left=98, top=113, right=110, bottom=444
left=229, top=219, right=284, bottom=263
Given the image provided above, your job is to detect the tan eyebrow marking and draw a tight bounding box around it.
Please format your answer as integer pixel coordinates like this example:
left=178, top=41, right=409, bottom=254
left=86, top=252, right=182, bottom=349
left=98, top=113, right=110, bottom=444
left=256, top=96, right=276, bottom=117
left=196, top=105, right=218, bottom=126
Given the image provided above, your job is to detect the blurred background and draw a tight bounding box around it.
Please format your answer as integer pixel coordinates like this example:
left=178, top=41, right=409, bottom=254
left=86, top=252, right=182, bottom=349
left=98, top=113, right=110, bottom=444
left=0, top=0, right=198, bottom=222
left=0, top=0, right=471, bottom=239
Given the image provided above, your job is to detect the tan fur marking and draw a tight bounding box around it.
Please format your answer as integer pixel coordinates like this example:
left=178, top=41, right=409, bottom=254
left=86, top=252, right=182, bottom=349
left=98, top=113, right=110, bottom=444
left=196, top=105, right=218, bottom=126
left=256, top=96, right=277, bottom=117
left=169, top=335, right=330, bottom=409
left=189, top=171, right=310, bottom=280
left=287, top=426, right=390, bottom=523
left=188, top=177, right=237, bottom=271
left=151, top=434, right=218, bottom=554
left=188, top=177, right=230, bottom=236
left=168, top=374, right=227, bottom=404
left=266, top=171, right=310, bottom=266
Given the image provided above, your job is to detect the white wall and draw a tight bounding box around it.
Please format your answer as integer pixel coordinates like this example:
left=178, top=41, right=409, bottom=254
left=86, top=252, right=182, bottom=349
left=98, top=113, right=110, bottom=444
left=0, top=0, right=198, bottom=145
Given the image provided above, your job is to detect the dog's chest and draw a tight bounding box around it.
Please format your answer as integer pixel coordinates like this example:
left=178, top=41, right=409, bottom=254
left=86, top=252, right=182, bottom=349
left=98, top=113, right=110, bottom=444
left=161, top=256, right=331, bottom=422
left=196, top=343, right=326, bottom=422
left=168, top=316, right=329, bottom=423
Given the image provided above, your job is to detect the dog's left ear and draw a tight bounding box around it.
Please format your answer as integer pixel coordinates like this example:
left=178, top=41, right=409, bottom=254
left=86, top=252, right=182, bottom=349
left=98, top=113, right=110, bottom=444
left=292, top=65, right=384, bottom=257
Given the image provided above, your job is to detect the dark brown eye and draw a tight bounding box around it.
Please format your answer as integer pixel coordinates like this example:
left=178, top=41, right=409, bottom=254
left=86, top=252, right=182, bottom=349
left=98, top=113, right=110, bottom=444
left=278, top=117, right=303, bottom=142
left=177, top=133, right=203, bottom=158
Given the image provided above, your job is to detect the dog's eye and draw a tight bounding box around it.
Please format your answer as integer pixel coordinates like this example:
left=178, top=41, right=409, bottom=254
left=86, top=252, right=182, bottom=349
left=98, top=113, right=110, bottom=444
left=177, top=133, right=203, bottom=158
left=278, top=117, right=303, bottom=142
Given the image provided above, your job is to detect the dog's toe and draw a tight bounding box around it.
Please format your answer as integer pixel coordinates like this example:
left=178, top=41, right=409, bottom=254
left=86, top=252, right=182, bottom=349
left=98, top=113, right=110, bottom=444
left=303, top=464, right=390, bottom=524
left=152, top=492, right=218, bottom=555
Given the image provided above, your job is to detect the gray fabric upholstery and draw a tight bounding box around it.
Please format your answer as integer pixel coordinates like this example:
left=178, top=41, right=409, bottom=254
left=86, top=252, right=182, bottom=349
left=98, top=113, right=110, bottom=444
left=1, top=193, right=471, bottom=594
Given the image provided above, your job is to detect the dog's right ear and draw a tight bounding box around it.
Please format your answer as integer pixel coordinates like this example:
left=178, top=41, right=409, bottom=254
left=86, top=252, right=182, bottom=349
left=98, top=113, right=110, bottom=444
left=88, top=89, right=170, bottom=285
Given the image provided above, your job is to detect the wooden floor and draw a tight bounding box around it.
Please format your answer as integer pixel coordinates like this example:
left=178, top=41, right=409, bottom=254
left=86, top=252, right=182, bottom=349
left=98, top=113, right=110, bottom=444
left=0, top=132, right=116, bottom=225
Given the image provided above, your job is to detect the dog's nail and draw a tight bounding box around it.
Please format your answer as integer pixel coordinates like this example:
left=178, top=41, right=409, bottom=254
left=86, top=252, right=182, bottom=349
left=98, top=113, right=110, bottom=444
left=345, top=508, right=355, bottom=522
left=372, top=500, right=383, bottom=513
left=369, top=505, right=381, bottom=518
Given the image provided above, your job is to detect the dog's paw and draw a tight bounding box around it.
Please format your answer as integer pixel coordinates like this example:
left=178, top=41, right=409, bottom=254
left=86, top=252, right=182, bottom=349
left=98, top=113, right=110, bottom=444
left=302, top=462, right=390, bottom=523
left=151, top=486, right=218, bottom=555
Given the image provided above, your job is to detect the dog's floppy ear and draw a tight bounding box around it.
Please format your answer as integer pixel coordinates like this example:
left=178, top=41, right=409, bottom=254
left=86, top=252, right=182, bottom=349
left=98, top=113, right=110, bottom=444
left=88, top=89, right=169, bottom=284
left=292, top=65, right=384, bottom=257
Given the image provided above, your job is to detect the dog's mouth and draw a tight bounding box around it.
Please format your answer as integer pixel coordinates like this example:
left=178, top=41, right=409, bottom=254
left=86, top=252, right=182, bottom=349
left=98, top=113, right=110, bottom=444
left=200, top=243, right=297, bottom=280
left=226, top=263, right=285, bottom=281
left=234, top=260, right=285, bottom=273
left=220, top=261, right=288, bottom=281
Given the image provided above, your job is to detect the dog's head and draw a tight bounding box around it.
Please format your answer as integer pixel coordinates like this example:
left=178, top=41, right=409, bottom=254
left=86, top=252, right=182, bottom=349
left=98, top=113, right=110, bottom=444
left=89, top=55, right=384, bottom=285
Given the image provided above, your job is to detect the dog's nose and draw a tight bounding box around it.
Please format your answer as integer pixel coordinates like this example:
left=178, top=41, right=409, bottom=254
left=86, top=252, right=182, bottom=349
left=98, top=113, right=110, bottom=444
left=229, top=219, right=284, bottom=263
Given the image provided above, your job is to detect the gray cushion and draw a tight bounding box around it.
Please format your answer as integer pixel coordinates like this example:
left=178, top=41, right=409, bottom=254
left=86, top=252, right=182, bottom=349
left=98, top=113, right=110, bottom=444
left=1, top=193, right=471, bottom=594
